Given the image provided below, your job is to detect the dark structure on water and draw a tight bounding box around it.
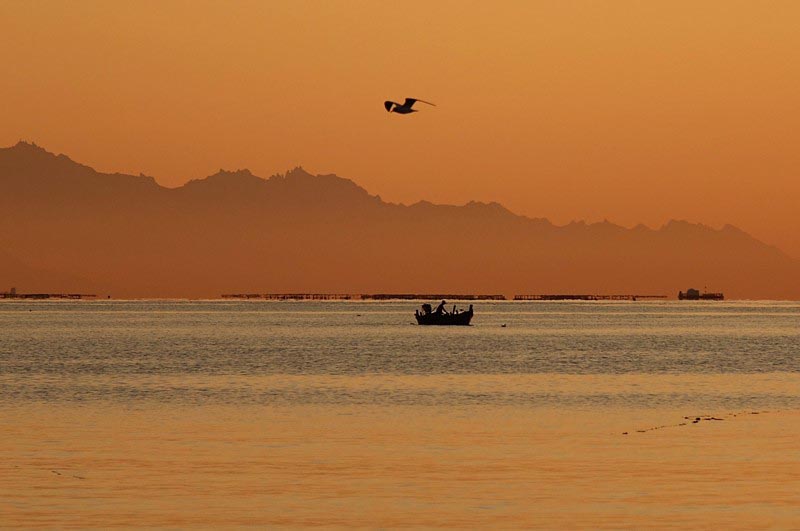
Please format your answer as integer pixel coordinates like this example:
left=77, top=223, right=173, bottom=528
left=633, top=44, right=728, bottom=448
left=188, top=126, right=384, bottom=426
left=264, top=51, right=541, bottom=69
left=1, top=288, right=96, bottom=300
left=514, top=294, right=667, bottom=301
left=221, top=293, right=505, bottom=301
left=678, top=288, right=724, bottom=301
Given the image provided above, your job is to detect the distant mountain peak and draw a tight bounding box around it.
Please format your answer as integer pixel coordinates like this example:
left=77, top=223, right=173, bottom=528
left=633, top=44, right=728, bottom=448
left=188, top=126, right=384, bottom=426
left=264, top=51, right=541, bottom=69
left=286, top=166, right=312, bottom=178
left=465, top=200, right=502, bottom=208
left=13, top=140, right=46, bottom=150
left=590, top=219, right=625, bottom=232
left=721, top=223, right=746, bottom=235
left=4, top=140, right=56, bottom=160
left=184, top=168, right=264, bottom=190
left=265, top=166, right=314, bottom=181
left=208, top=168, right=258, bottom=179
left=1, top=140, right=95, bottom=178
left=662, top=219, right=706, bottom=230
left=8, top=140, right=73, bottom=163
left=265, top=167, right=377, bottom=202
left=463, top=200, right=516, bottom=217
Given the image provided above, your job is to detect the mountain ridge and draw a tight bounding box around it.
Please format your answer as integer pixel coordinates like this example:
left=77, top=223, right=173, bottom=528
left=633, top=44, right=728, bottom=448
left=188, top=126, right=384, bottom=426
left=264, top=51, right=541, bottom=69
left=0, top=141, right=797, bottom=299
left=0, top=141, right=783, bottom=242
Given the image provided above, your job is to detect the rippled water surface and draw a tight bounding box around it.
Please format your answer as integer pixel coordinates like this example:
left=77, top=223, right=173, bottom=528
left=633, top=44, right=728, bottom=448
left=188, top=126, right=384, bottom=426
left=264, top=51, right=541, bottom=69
left=2, top=300, right=799, bottom=408
left=1, top=300, right=799, bottom=528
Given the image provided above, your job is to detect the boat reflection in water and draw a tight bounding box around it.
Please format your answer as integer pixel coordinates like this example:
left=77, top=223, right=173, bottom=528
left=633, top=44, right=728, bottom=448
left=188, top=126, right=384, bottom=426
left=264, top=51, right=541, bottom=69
left=415, top=301, right=474, bottom=326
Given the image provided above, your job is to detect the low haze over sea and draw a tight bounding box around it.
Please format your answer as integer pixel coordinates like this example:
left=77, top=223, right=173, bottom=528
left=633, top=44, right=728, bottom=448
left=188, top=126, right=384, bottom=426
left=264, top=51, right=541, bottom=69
left=1, top=300, right=798, bottom=528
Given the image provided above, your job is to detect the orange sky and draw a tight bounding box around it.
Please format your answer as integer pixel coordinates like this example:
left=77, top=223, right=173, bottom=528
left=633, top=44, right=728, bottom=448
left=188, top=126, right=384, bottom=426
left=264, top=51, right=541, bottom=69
left=2, top=1, right=799, bottom=257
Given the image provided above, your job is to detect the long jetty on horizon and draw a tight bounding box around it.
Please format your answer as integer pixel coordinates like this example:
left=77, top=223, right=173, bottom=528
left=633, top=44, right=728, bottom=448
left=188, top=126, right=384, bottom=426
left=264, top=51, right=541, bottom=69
left=514, top=294, right=667, bottom=301
left=1, top=291, right=97, bottom=300
left=221, top=293, right=668, bottom=301
left=221, top=293, right=507, bottom=301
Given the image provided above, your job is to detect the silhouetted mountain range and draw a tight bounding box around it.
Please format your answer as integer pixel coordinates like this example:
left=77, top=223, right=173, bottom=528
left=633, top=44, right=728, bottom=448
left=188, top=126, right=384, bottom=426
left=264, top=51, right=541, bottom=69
left=1, top=141, right=798, bottom=299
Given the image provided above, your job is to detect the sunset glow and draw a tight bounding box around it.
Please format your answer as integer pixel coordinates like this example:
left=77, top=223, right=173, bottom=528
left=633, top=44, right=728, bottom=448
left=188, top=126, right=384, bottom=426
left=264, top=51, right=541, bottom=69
left=3, top=1, right=799, bottom=258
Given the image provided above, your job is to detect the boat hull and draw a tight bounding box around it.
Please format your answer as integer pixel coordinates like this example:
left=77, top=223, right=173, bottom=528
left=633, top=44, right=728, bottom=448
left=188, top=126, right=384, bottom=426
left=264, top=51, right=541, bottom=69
left=415, top=308, right=473, bottom=326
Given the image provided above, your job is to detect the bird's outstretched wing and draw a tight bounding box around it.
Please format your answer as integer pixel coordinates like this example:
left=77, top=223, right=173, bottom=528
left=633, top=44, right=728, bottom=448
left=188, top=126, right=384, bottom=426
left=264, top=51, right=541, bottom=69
left=384, top=101, right=397, bottom=112
left=404, top=98, right=435, bottom=108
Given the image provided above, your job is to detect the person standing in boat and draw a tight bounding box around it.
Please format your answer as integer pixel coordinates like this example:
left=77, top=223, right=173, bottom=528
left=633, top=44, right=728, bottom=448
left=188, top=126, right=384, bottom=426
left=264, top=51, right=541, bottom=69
left=435, top=300, right=447, bottom=315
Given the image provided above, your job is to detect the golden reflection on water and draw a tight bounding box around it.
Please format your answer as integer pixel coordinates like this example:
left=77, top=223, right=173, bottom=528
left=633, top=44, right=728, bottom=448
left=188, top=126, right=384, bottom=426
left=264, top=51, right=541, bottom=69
left=2, top=301, right=799, bottom=527
left=2, top=402, right=798, bottom=528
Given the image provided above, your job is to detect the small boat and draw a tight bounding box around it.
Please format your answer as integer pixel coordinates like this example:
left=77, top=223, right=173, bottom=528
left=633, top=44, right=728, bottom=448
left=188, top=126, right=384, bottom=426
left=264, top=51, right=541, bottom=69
left=415, top=303, right=473, bottom=326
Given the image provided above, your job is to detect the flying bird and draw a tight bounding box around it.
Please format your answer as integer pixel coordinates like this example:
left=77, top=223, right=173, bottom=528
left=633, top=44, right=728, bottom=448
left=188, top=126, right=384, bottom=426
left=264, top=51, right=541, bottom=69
left=384, top=98, right=436, bottom=114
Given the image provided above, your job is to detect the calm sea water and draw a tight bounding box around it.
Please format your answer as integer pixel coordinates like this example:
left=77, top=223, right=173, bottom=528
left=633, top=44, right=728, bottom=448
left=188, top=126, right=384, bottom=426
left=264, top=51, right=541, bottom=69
left=1, top=301, right=799, bottom=528
left=1, top=300, right=798, bottom=409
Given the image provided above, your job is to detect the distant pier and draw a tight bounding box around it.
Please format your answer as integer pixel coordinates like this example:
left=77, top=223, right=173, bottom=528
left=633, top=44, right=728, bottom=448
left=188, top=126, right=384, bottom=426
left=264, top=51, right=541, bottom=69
left=514, top=294, right=667, bottom=301
left=365, top=294, right=506, bottom=301
left=221, top=293, right=670, bottom=301
left=1, top=291, right=97, bottom=300
left=221, top=293, right=507, bottom=301
left=222, top=293, right=356, bottom=300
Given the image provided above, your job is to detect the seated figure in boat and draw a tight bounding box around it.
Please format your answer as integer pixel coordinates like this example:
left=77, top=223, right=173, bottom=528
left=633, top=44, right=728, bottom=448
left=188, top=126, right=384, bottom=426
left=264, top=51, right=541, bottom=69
left=415, top=302, right=473, bottom=325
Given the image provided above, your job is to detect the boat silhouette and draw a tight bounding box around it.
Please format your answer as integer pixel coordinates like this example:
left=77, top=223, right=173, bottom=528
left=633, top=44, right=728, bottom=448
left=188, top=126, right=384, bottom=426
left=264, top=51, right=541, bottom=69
left=415, top=303, right=473, bottom=326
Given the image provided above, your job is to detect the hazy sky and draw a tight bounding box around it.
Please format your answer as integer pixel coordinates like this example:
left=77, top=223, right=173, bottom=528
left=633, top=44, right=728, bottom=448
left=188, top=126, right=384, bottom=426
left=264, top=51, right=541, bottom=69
left=2, top=1, right=799, bottom=256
